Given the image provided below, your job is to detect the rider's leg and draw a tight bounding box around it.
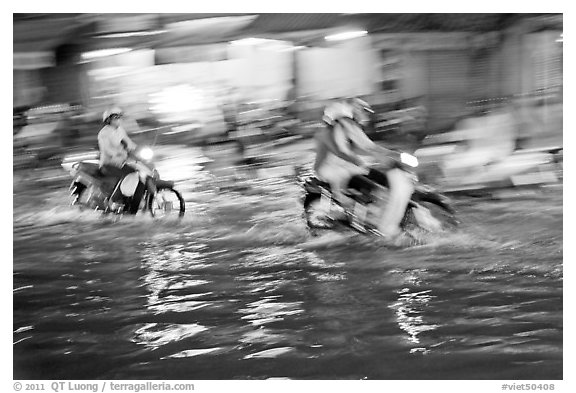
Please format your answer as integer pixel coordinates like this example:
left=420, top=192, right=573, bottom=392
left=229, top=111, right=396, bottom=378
left=106, top=165, right=137, bottom=204
left=318, top=166, right=353, bottom=208
left=331, top=177, right=355, bottom=211
left=121, top=163, right=152, bottom=214
left=100, top=165, right=124, bottom=202
left=127, top=181, right=146, bottom=214
left=376, top=168, right=415, bottom=238
left=100, top=164, right=124, bottom=181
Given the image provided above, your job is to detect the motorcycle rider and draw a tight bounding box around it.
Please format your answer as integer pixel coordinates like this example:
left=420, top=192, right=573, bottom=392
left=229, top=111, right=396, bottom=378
left=98, top=107, right=143, bottom=213
left=313, top=98, right=415, bottom=240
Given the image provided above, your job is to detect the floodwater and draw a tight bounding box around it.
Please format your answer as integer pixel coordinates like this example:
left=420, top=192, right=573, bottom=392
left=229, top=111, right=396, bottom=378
left=13, top=144, right=563, bottom=380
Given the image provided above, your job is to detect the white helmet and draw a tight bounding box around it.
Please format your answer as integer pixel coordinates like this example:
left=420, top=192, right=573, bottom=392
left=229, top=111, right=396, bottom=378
left=322, top=101, right=355, bottom=126
left=102, top=106, right=123, bottom=123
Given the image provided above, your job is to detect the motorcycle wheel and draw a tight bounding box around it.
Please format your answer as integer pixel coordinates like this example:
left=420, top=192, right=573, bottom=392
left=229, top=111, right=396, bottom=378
left=148, top=187, right=185, bottom=218
left=403, top=201, right=458, bottom=233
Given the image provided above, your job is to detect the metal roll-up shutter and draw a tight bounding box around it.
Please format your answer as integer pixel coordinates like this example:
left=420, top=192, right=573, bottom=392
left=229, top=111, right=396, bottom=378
left=426, top=50, right=471, bottom=131
left=469, top=46, right=503, bottom=101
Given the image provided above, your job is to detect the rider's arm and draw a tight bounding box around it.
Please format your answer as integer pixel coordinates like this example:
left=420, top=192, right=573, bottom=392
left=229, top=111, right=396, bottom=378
left=339, top=120, right=400, bottom=168
left=343, top=121, right=395, bottom=157
left=118, top=126, right=137, bottom=152
left=322, top=127, right=365, bottom=166
left=313, top=136, right=329, bottom=172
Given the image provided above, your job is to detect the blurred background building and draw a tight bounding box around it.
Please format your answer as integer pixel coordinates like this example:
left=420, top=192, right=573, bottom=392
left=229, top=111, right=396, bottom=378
left=13, top=13, right=563, bottom=148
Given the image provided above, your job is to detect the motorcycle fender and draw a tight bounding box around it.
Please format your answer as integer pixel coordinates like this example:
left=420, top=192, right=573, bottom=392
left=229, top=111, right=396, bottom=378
left=120, top=172, right=140, bottom=197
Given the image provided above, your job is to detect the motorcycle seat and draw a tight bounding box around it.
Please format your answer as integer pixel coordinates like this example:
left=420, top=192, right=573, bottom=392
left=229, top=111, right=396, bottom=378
left=343, top=188, right=376, bottom=204
left=76, top=162, right=119, bottom=195
left=304, top=177, right=331, bottom=192
left=77, top=162, right=106, bottom=179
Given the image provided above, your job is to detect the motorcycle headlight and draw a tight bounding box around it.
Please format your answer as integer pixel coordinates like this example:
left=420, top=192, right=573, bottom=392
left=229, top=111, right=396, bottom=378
left=139, top=147, right=154, bottom=161
left=400, top=152, right=419, bottom=168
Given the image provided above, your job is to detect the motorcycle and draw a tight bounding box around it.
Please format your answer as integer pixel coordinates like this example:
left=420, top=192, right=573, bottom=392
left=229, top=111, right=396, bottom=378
left=300, top=152, right=457, bottom=237
left=61, top=147, right=185, bottom=218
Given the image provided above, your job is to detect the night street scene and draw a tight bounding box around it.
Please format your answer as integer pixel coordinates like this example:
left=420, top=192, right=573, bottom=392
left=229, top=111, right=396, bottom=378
left=11, top=11, right=565, bottom=388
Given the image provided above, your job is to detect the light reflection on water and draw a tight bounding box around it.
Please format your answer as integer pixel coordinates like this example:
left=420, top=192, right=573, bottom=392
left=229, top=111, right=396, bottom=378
left=239, top=298, right=304, bottom=327
left=391, top=289, right=439, bottom=347
left=133, top=323, right=208, bottom=349
left=386, top=268, right=440, bottom=354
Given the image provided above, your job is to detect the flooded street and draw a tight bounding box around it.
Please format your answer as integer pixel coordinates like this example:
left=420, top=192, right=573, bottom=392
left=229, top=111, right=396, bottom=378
left=13, top=144, right=563, bottom=380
